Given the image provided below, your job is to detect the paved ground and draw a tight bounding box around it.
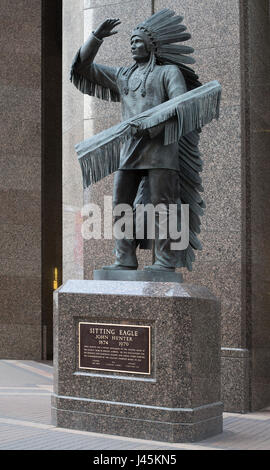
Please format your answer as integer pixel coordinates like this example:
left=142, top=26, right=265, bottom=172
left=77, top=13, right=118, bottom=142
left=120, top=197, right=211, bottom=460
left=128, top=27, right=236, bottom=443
left=0, top=360, right=269, bottom=450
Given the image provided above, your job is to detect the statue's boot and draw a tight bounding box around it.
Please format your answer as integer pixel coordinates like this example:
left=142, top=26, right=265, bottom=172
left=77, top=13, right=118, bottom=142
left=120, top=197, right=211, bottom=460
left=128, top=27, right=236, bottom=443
left=102, top=238, right=138, bottom=270
left=144, top=262, right=175, bottom=272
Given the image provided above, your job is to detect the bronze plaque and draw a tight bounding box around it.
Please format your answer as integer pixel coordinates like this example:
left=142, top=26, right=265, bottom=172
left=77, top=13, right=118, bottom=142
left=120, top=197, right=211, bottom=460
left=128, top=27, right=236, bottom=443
left=79, top=322, right=151, bottom=375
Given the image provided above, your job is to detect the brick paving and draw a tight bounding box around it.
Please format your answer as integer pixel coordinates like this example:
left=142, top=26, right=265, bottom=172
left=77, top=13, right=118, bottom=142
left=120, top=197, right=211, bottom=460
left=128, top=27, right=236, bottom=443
left=0, top=360, right=269, bottom=450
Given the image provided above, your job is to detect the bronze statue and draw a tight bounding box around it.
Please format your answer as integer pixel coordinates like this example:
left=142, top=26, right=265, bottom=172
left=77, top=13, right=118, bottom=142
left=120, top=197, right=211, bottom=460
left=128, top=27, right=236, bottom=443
left=71, top=9, right=221, bottom=272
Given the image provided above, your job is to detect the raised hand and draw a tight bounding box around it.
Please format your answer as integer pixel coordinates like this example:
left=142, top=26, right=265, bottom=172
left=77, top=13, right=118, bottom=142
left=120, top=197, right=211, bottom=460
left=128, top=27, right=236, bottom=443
left=94, top=18, right=121, bottom=40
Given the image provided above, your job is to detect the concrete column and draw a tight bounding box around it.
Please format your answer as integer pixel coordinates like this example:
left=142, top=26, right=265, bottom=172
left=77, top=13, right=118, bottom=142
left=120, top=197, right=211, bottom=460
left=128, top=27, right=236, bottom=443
left=63, top=0, right=85, bottom=282
left=0, top=1, right=42, bottom=358
left=240, top=0, right=270, bottom=411
left=0, top=0, right=62, bottom=359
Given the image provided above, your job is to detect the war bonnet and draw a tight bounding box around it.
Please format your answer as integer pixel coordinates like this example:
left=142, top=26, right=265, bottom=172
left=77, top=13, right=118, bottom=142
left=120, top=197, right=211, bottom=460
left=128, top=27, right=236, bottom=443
left=125, top=8, right=201, bottom=97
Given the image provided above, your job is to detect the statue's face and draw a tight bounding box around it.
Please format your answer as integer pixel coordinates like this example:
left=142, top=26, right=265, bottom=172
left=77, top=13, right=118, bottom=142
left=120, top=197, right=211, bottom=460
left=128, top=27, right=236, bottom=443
left=131, top=35, right=150, bottom=62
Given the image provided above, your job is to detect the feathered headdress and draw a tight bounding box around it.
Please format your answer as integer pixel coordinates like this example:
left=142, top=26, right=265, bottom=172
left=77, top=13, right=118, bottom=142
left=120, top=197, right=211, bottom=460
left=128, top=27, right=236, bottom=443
left=124, top=8, right=201, bottom=97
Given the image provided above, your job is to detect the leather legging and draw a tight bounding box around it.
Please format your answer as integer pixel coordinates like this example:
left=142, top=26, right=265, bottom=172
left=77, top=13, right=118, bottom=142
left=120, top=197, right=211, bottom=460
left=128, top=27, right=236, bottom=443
left=112, top=169, right=180, bottom=268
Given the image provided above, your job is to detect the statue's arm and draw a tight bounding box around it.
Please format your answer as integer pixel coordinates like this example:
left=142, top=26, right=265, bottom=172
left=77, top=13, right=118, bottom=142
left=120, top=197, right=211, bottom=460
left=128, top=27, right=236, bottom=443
left=165, top=66, right=187, bottom=99
left=70, top=18, right=121, bottom=101
left=79, top=32, right=104, bottom=65
left=148, top=67, right=187, bottom=139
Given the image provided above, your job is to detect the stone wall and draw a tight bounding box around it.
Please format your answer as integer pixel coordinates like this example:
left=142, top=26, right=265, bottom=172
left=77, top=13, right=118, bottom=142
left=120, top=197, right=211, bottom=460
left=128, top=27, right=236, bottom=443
left=0, top=1, right=42, bottom=358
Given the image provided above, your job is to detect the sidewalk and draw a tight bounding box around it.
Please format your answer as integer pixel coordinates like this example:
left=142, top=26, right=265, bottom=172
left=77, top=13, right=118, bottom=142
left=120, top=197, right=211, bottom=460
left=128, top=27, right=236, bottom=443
left=0, top=360, right=269, bottom=450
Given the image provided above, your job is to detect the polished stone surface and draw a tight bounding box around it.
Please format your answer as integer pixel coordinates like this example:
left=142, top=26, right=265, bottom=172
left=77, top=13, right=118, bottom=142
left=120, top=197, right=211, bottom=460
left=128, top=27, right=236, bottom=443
left=52, top=280, right=222, bottom=442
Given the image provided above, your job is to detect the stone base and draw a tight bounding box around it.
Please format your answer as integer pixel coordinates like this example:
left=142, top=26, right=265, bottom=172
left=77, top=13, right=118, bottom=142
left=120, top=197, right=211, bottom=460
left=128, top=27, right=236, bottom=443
left=94, top=269, right=183, bottom=283
left=51, top=397, right=222, bottom=442
left=52, top=280, right=223, bottom=443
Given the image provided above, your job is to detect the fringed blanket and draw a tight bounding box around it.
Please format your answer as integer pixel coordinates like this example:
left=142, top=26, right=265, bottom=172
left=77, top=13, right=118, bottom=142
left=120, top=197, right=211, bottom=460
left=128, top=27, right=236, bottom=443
left=75, top=80, right=221, bottom=188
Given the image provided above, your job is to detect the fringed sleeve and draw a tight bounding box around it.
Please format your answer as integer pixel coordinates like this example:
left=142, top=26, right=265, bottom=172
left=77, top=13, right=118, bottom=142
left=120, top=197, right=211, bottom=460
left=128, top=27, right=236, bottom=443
left=147, top=65, right=187, bottom=143
left=70, top=33, right=121, bottom=102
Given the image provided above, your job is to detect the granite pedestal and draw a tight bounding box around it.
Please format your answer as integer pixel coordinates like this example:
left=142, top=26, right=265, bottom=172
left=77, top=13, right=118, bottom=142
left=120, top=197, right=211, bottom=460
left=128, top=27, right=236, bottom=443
left=52, top=280, right=223, bottom=442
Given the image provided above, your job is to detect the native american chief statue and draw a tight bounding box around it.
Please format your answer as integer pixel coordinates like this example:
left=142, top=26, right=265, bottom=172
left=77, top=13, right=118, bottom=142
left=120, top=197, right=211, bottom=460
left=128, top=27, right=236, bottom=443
left=71, top=9, right=221, bottom=272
